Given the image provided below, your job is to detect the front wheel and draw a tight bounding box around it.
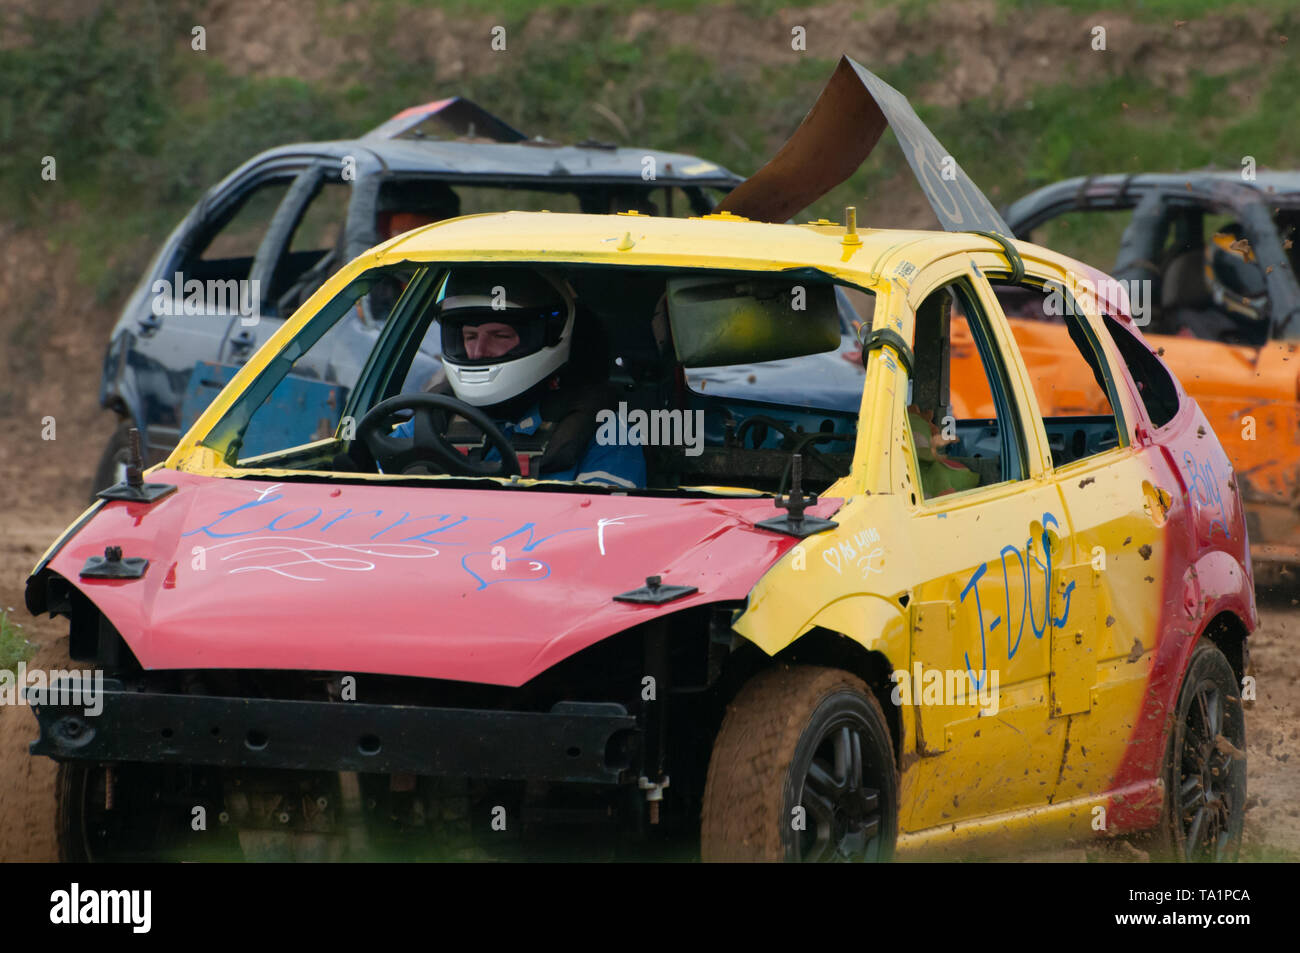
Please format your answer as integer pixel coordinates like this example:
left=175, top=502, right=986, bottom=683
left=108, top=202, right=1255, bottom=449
left=57, top=761, right=146, bottom=862
left=1159, top=639, right=1247, bottom=862
left=57, top=761, right=233, bottom=861
left=701, top=665, right=898, bottom=862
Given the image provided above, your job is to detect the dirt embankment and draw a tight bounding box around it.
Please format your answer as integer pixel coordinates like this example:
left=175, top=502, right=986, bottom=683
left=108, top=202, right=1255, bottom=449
left=0, top=221, right=120, bottom=861
left=8, top=1, right=1284, bottom=110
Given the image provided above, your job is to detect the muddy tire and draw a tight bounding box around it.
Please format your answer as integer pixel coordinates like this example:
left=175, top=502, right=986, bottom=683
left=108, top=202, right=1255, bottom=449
left=56, top=761, right=103, bottom=862
left=701, top=664, right=898, bottom=862
left=1158, top=639, right=1246, bottom=862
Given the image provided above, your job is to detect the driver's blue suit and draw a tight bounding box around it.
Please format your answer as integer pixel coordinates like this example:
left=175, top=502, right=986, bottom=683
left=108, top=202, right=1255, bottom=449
left=389, top=404, right=645, bottom=488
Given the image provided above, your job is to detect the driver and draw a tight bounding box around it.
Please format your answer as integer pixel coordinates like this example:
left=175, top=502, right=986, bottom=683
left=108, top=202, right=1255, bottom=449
left=389, top=268, right=646, bottom=487
left=1205, top=226, right=1269, bottom=324
left=1161, top=225, right=1270, bottom=345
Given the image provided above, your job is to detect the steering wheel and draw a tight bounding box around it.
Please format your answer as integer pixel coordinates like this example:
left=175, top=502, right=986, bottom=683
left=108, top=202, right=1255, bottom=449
left=357, top=393, right=520, bottom=477
left=735, top=414, right=801, bottom=449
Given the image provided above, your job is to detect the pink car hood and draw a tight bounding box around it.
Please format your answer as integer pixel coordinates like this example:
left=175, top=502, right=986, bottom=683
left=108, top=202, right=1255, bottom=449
left=43, top=471, right=838, bottom=686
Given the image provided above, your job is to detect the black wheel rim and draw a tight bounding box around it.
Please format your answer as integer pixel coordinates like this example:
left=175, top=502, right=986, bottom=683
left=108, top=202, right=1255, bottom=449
left=1176, top=680, right=1243, bottom=862
left=794, top=717, right=884, bottom=862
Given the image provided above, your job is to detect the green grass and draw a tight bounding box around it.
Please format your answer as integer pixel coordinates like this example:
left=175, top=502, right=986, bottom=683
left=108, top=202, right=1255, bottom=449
left=0, top=611, right=35, bottom=676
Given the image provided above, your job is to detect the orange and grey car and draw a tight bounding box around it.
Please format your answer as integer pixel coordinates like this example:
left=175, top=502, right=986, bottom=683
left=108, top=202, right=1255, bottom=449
left=1003, top=173, right=1300, bottom=569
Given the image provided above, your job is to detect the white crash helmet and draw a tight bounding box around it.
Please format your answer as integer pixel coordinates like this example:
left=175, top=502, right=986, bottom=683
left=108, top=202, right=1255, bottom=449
left=435, top=268, right=576, bottom=407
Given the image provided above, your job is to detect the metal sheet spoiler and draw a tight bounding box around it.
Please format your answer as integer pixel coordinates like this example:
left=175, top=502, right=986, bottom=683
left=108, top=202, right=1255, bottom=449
left=718, top=55, right=1011, bottom=236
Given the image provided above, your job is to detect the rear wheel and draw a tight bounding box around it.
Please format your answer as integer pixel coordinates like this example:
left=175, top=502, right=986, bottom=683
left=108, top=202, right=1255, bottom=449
left=701, top=665, right=898, bottom=862
left=1159, top=639, right=1246, bottom=862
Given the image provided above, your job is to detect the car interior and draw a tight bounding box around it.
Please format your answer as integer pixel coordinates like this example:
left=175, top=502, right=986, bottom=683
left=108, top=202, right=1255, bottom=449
left=183, top=176, right=296, bottom=290
left=1028, top=195, right=1293, bottom=347
left=923, top=276, right=1123, bottom=501
left=1110, top=201, right=1277, bottom=346
left=1142, top=207, right=1269, bottom=345
left=210, top=264, right=866, bottom=497
left=906, top=281, right=1014, bottom=499
left=203, top=257, right=1140, bottom=499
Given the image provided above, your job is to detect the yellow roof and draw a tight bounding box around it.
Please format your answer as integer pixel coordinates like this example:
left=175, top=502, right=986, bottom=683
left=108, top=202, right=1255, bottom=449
left=378, top=210, right=1004, bottom=290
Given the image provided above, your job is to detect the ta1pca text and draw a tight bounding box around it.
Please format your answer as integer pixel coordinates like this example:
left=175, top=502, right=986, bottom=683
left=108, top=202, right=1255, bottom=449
left=1131, top=890, right=1251, bottom=903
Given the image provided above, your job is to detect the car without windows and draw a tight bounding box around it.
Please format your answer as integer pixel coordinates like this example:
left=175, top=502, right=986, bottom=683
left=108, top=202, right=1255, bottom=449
left=92, top=97, right=746, bottom=495
left=30, top=59, right=1253, bottom=862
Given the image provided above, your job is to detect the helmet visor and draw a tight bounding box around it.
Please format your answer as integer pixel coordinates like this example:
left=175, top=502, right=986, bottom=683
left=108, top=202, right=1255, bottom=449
left=439, top=307, right=559, bottom=366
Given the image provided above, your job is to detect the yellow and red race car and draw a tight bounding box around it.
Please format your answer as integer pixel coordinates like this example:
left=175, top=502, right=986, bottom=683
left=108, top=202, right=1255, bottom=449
left=25, top=58, right=1253, bottom=862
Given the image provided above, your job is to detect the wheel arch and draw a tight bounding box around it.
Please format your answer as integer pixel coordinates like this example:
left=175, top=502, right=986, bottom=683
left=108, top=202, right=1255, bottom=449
left=771, top=627, right=902, bottom=764
left=718, top=619, right=905, bottom=768
left=1200, top=609, right=1250, bottom=687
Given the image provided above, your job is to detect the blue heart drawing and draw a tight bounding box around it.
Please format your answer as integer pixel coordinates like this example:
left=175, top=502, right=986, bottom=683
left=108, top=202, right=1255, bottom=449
left=461, top=551, right=551, bottom=590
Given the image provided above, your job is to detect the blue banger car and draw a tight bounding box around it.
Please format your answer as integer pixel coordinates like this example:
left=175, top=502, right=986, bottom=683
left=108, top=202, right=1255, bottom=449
left=92, top=98, right=745, bottom=492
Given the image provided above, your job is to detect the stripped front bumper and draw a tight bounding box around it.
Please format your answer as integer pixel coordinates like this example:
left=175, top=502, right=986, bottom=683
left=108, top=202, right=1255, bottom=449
left=29, top=679, right=640, bottom=785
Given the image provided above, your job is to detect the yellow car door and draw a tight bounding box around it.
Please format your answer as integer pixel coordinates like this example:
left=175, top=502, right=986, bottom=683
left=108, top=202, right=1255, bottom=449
left=978, top=263, right=1174, bottom=824
left=891, top=256, right=1073, bottom=833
